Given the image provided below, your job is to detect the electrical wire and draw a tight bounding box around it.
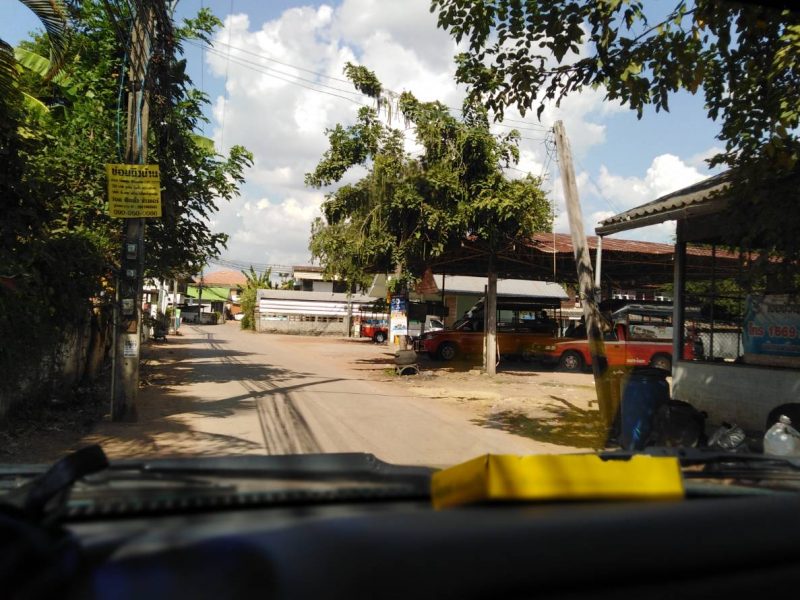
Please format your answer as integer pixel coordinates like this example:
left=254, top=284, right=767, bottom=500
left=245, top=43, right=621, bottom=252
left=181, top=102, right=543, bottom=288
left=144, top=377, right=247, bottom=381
left=201, top=46, right=371, bottom=107
left=190, top=38, right=552, bottom=132
left=576, top=158, right=623, bottom=215
left=208, top=257, right=295, bottom=273
left=219, top=0, right=235, bottom=151
left=195, top=42, right=370, bottom=101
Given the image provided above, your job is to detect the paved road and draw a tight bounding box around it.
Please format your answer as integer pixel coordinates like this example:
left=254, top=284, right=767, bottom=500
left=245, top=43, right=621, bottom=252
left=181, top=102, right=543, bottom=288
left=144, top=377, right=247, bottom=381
left=122, top=323, right=577, bottom=466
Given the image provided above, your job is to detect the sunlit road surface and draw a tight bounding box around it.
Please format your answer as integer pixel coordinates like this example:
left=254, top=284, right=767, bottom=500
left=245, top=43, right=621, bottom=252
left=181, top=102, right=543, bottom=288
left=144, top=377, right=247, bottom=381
left=119, top=323, right=580, bottom=466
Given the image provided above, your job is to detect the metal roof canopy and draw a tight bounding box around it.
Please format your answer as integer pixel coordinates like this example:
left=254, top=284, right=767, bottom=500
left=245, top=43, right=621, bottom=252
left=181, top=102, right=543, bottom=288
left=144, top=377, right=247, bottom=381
left=408, top=232, right=741, bottom=287
left=595, top=172, right=731, bottom=236
left=430, top=275, right=568, bottom=299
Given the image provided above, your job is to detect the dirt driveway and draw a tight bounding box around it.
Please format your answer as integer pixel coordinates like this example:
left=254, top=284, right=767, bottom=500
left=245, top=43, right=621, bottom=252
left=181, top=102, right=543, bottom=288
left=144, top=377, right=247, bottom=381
left=345, top=339, right=607, bottom=450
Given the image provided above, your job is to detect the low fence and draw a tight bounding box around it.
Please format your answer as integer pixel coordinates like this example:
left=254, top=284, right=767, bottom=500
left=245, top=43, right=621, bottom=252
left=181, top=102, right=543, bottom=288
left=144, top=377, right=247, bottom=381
left=695, top=328, right=743, bottom=361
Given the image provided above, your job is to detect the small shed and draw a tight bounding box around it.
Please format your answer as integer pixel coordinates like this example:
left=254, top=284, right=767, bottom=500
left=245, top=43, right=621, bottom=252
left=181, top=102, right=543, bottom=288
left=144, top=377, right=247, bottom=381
left=596, top=172, right=800, bottom=433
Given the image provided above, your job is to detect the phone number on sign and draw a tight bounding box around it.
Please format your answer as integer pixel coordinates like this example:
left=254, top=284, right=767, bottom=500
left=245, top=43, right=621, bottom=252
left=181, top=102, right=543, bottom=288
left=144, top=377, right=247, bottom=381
left=768, top=325, right=798, bottom=339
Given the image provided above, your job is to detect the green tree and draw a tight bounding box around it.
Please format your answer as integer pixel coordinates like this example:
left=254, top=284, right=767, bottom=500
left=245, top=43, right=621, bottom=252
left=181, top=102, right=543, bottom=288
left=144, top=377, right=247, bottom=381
left=431, top=1, right=800, bottom=262
left=306, top=64, right=551, bottom=291
left=0, top=1, right=251, bottom=402
left=240, top=267, right=272, bottom=331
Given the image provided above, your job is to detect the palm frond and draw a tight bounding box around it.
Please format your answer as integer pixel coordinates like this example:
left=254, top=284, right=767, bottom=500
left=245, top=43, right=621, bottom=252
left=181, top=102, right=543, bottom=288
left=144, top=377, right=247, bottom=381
left=19, top=0, right=71, bottom=78
left=0, top=40, right=19, bottom=101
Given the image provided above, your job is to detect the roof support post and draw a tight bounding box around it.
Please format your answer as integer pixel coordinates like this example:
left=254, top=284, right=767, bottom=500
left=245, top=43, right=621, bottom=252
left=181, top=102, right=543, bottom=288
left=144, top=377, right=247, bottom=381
left=672, top=220, right=687, bottom=370
left=485, top=260, right=498, bottom=376
left=594, top=235, right=603, bottom=301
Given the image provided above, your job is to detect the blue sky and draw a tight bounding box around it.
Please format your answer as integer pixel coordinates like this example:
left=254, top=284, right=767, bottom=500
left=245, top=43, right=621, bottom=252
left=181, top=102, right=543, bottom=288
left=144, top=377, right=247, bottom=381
left=2, top=0, right=723, bottom=267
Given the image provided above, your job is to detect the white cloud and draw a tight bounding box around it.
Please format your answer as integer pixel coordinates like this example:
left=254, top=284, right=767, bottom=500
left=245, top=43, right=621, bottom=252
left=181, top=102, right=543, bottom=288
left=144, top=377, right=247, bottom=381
left=219, top=191, right=324, bottom=267
left=688, top=146, right=725, bottom=170
left=572, top=153, right=709, bottom=243
left=596, top=154, right=707, bottom=211
left=202, top=1, right=705, bottom=266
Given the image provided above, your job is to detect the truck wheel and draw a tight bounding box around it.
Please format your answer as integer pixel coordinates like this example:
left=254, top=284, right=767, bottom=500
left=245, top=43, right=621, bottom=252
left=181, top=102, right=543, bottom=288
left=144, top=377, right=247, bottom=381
left=650, top=354, right=672, bottom=372
left=373, top=331, right=386, bottom=344
left=559, top=350, right=584, bottom=372
left=438, top=342, right=458, bottom=361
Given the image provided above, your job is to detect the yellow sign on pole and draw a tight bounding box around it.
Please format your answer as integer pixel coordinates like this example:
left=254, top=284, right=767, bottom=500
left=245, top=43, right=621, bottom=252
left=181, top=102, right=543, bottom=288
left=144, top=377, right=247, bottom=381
left=106, top=164, right=162, bottom=218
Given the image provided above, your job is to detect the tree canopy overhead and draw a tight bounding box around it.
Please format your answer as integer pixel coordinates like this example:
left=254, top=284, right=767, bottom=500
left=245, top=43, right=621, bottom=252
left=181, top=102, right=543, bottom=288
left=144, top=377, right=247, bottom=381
left=306, top=63, right=552, bottom=290
left=432, top=1, right=800, bottom=264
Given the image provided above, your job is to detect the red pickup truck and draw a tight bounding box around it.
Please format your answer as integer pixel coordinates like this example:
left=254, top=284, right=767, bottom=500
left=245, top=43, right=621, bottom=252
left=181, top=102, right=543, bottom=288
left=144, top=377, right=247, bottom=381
left=528, top=322, right=699, bottom=372
left=360, top=319, right=389, bottom=343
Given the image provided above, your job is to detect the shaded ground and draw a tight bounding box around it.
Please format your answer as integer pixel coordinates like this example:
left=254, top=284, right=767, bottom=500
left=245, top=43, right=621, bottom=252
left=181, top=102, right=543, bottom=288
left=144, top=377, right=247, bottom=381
left=358, top=347, right=605, bottom=448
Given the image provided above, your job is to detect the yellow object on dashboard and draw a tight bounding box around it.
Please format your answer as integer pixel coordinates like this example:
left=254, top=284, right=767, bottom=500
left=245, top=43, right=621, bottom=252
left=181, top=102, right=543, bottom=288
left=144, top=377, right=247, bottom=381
left=431, top=454, right=685, bottom=509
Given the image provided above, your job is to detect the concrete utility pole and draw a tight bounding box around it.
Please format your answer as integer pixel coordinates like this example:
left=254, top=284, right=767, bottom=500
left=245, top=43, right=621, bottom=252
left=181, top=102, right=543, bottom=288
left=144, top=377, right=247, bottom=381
left=111, top=7, right=152, bottom=421
left=553, top=120, right=614, bottom=429
left=485, top=258, right=498, bottom=376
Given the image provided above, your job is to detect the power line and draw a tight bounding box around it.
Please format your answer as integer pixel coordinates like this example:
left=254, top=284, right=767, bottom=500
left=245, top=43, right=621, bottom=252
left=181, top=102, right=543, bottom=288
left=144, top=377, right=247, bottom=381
left=209, top=257, right=295, bottom=272
left=576, top=158, right=623, bottom=215
left=219, top=0, right=235, bottom=151
left=204, top=37, right=355, bottom=84
left=192, top=38, right=552, bottom=132
left=195, top=42, right=370, bottom=103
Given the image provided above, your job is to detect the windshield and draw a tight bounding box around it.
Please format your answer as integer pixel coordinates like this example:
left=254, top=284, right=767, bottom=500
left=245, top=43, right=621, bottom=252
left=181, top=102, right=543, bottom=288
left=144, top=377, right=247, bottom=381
left=1, top=0, right=798, bottom=475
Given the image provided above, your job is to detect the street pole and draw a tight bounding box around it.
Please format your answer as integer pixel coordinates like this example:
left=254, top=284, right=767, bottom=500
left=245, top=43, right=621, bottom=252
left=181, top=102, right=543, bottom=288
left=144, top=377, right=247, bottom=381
left=197, top=270, right=204, bottom=324
left=345, top=284, right=353, bottom=337
left=553, top=120, right=613, bottom=430
left=172, top=278, right=179, bottom=333
left=111, top=6, right=152, bottom=421
left=485, top=256, right=498, bottom=376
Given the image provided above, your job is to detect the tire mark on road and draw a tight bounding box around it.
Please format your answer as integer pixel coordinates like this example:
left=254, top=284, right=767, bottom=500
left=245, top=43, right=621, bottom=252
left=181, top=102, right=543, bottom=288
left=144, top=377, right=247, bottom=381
left=191, top=327, right=321, bottom=454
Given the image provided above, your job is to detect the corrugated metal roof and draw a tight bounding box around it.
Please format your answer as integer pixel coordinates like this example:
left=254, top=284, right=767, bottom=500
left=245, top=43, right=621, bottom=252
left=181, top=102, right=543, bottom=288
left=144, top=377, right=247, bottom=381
left=528, top=233, right=674, bottom=255
left=195, top=270, right=247, bottom=286
left=256, top=289, right=374, bottom=303
left=595, top=171, right=730, bottom=235
left=526, top=232, right=736, bottom=259
left=433, top=275, right=568, bottom=299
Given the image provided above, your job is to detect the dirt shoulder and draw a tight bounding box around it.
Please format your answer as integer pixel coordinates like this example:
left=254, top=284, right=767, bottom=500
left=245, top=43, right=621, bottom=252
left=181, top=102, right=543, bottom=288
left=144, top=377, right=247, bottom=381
left=1, top=330, right=603, bottom=465
left=325, top=338, right=605, bottom=450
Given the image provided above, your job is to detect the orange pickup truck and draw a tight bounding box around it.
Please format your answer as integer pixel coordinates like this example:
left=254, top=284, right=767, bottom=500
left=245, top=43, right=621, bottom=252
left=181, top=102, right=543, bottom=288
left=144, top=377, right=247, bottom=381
left=528, top=321, right=700, bottom=372
left=414, top=314, right=558, bottom=361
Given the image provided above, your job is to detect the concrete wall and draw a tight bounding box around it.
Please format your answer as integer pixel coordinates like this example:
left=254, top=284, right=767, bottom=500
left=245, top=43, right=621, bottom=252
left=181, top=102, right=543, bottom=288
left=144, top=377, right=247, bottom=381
left=312, top=281, right=334, bottom=293
left=673, top=361, right=800, bottom=432
left=256, top=317, right=347, bottom=336
left=0, top=309, right=112, bottom=418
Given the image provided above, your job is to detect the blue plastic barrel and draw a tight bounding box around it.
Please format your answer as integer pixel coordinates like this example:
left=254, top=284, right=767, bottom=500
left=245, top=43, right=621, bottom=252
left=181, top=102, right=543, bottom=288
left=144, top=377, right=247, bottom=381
left=620, top=367, right=670, bottom=450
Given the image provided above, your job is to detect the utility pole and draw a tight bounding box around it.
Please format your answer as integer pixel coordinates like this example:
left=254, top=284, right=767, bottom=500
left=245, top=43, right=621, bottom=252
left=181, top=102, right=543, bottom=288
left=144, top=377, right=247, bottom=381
left=553, top=121, right=614, bottom=431
left=172, top=278, right=179, bottom=333
left=197, top=269, right=204, bottom=323
left=485, top=256, right=498, bottom=376
left=110, top=7, right=152, bottom=421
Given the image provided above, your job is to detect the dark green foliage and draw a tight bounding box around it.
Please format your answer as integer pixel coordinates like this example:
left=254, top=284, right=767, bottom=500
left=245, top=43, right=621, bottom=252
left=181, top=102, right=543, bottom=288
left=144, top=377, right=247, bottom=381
left=431, top=1, right=800, bottom=262
left=307, top=64, right=552, bottom=289
left=0, top=1, right=251, bottom=399
left=240, top=267, right=272, bottom=331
